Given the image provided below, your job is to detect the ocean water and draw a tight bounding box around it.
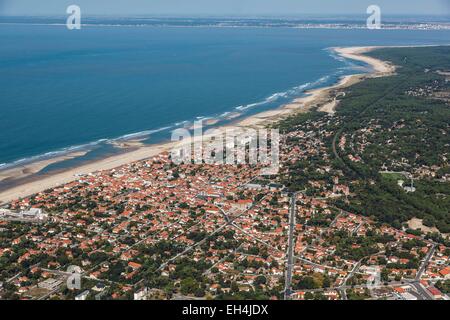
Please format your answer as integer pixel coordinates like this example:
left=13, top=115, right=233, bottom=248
left=0, top=19, right=450, bottom=170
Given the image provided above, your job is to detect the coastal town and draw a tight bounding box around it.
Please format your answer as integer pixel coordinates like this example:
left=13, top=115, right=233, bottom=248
left=0, top=114, right=448, bottom=300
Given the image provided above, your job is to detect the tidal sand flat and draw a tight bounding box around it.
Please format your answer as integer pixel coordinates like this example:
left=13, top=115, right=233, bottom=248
left=0, top=151, right=88, bottom=183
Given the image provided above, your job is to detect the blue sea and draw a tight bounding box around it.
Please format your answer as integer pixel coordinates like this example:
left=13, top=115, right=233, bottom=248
left=0, top=17, right=450, bottom=174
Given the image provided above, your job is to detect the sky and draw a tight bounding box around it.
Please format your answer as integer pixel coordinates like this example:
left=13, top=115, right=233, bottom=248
left=0, top=0, right=449, bottom=16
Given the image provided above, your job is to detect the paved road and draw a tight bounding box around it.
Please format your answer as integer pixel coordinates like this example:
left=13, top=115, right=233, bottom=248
left=416, top=244, right=436, bottom=281
left=329, top=212, right=343, bottom=228
left=411, top=282, right=434, bottom=300
left=284, top=192, right=297, bottom=300
left=339, top=288, right=347, bottom=300
left=343, top=260, right=362, bottom=286
left=332, top=128, right=344, bottom=165
left=338, top=259, right=363, bottom=300
left=352, top=222, right=364, bottom=235
left=409, top=243, right=437, bottom=300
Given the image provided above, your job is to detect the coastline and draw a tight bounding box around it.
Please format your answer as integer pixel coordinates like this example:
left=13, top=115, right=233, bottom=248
left=0, top=45, right=396, bottom=205
left=0, top=150, right=88, bottom=184
left=230, top=46, right=396, bottom=127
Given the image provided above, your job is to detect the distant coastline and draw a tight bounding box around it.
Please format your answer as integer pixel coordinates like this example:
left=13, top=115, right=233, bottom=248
left=0, top=45, right=397, bottom=205
left=1, top=15, right=450, bottom=30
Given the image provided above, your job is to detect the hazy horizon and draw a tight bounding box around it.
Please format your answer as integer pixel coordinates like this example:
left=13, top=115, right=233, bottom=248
left=0, top=0, right=449, bottom=17
left=1, top=13, right=450, bottom=18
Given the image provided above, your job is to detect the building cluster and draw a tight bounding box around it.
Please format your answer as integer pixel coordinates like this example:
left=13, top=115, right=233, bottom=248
left=0, top=110, right=449, bottom=300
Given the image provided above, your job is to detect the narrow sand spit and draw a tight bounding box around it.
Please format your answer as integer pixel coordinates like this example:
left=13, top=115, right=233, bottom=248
left=0, top=151, right=88, bottom=183
left=238, top=46, right=396, bottom=125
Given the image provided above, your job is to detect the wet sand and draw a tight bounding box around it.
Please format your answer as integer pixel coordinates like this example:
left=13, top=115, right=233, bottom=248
left=0, top=151, right=88, bottom=184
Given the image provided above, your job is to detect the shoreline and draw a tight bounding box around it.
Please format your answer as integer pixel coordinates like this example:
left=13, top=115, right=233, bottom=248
left=0, top=45, right=396, bottom=205
left=231, top=46, right=396, bottom=127
left=0, top=150, right=88, bottom=185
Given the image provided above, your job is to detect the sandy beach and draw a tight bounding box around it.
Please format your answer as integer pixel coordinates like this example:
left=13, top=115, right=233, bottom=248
left=236, top=46, right=395, bottom=127
left=0, top=151, right=88, bottom=183
left=0, top=46, right=396, bottom=205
